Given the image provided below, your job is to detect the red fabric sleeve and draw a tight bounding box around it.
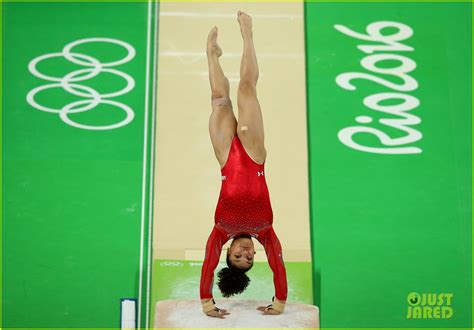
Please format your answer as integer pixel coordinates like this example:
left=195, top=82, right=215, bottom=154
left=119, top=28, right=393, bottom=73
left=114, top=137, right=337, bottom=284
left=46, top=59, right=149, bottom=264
left=200, top=225, right=228, bottom=300
left=257, top=226, right=288, bottom=301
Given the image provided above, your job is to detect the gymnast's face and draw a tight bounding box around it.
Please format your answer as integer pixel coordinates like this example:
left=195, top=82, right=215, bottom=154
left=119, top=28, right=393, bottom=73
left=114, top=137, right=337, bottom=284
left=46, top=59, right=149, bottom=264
left=228, top=237, right=256, bottom=270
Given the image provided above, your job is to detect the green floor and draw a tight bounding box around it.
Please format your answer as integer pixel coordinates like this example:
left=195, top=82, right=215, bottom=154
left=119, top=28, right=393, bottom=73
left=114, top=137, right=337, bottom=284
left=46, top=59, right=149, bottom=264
left=3, top=1, right=158, bottom=328
left=2, top=1, right=471, bottom=329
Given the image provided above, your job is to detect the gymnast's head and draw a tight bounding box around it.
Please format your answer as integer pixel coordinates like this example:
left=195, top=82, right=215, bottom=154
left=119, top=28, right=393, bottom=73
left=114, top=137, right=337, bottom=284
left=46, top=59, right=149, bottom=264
left=217, top=233, right=256, bottom=297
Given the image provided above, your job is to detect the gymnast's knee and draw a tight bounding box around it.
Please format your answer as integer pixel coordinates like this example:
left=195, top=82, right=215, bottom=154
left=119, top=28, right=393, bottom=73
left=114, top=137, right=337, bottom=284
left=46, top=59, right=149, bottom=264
left=211, top=78, right=230, bottom=100
left=238, top=80, right=257, bottom=97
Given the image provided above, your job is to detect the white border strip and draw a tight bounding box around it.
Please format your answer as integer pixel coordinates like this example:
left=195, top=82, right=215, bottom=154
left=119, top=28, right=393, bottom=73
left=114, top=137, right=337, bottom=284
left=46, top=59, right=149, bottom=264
left=138, top=0, right=153, bottom=327
left=159, top=51, right=304, bottom=59
left=160, top=11, right=302, bottom=19
left=145, top=1, right=160, bottom=328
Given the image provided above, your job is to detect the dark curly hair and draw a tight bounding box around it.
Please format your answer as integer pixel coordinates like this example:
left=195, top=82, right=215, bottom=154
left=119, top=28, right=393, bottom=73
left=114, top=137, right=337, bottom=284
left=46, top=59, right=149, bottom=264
left=217, top=234, right=254, bottom=297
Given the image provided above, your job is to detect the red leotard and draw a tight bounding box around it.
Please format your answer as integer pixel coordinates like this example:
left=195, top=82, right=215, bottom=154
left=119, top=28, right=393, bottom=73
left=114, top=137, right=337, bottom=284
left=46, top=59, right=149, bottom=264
left=200, top=135, right=288, bottom=302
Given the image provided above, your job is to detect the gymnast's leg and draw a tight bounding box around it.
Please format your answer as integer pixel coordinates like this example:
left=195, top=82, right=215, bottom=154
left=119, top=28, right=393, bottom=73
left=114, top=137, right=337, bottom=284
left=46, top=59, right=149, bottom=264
left=236, top=11, right=266, bottom=164
left=207, top=26, right=237, bottom=169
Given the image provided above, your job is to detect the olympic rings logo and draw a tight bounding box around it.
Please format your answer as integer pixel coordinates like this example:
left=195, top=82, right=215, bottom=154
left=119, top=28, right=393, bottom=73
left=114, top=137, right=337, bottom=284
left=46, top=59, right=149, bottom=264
left=26, top=38, right=136, bottom=130
left=159, top=261, right=184, bottom=267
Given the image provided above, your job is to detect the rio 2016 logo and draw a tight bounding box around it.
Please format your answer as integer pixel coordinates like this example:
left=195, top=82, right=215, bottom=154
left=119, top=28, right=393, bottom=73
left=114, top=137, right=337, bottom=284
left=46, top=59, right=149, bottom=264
left=334, top=21, right=421, bottom=154
left=407, top=292, right=454, bottom=319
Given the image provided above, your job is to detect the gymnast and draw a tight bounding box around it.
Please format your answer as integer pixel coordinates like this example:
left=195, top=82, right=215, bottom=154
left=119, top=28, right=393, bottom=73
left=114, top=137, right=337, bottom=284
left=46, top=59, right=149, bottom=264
left=200, top=11, right=288, bottom=319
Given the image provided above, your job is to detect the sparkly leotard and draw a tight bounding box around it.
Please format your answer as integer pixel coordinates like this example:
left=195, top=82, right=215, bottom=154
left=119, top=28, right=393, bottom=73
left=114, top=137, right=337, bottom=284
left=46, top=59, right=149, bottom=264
left=200, top=135, right=288, bottom=302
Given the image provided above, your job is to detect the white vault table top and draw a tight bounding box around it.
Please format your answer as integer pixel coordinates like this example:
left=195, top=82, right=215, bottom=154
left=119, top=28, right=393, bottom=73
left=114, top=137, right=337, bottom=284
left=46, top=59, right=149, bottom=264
left=153, top=298, right=320, bottom=328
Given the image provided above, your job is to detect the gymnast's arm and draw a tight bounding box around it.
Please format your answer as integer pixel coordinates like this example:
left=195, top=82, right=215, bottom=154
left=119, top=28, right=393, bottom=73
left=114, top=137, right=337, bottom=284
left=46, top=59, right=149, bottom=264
left=256, top=226, right=288, bottom=314
left=199, top=225, right=230, bottom=317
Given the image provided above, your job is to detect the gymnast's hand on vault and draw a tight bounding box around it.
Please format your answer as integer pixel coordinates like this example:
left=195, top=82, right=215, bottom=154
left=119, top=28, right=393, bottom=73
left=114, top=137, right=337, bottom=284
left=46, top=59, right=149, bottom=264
left=257, top=305, right=281, bottom=315
left=205, top=307, right=231, bottom=319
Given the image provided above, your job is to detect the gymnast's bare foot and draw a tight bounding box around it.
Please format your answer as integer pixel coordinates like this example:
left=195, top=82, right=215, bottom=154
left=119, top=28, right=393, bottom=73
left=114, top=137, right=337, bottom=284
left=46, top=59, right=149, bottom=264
left=207, top=26, right=222, bottom=58
left=237, top=11, right=252, bottom=37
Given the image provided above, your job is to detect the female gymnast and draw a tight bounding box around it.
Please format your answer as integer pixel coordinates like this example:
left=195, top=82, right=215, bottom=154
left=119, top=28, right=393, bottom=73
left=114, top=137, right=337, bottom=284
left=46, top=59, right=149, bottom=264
left=200, top=11, right=288, bottom=319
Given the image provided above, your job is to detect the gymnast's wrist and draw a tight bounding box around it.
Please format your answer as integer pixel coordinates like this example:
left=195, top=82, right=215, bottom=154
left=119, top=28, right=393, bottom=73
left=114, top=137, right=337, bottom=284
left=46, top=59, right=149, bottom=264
left=270, top=296, right=286, bottom=313
left=201, top=298, right=216, bottom=313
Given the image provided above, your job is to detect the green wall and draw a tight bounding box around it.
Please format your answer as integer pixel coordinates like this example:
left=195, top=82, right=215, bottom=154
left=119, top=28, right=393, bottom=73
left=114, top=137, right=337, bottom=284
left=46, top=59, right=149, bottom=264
left=305, top=2, right=471, bottom=328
